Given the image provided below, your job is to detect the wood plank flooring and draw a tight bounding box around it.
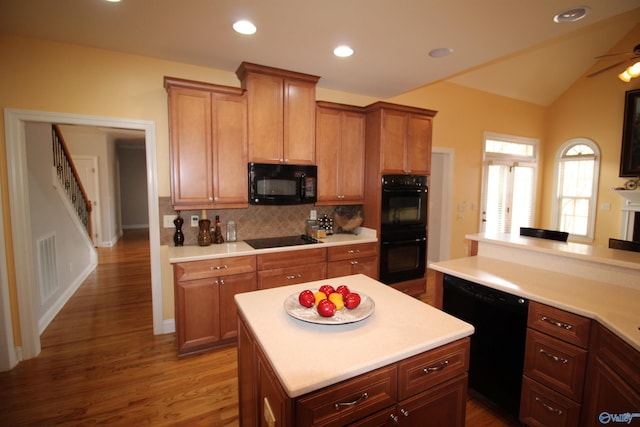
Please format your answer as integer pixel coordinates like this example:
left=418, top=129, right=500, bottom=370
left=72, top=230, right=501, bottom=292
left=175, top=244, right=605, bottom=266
left=0, top=230, right=519, bottom=426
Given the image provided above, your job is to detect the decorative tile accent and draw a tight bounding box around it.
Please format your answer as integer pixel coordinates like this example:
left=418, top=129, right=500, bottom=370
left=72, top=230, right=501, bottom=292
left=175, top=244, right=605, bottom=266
left=158, top=197, right=339, bottom=247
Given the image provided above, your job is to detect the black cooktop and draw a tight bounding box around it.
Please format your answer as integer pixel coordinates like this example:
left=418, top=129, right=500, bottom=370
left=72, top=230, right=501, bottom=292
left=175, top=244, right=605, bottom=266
left=244, top=235, right=320, bottom=249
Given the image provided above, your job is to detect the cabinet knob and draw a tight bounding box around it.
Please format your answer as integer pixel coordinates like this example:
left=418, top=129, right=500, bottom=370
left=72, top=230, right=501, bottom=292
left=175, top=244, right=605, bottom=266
left=347, top=249, right=360, bottom=254
left=286, top=274, right=302, bottom=280
left=350, top=261, right=358, bottom=265
left=211, top=264, right=228, bottom=270
left=208, top=196, right=214, bottom=201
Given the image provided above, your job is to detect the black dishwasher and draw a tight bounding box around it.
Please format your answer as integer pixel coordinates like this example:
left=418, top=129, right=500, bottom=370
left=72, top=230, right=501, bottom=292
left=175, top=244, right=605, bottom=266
left=442, top=274, right=529, bottom=419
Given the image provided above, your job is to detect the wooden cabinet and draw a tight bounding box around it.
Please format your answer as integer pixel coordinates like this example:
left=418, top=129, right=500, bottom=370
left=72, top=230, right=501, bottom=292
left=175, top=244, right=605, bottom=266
left=257, top=247, right=327, bottom=289
left=316, top=102, right=366, bottom=205
left=365, top=102, right=436, bottom=176
left=580, top=323, right=640, bottom=426
left=236, top=62, right=320, bottom=165
left=239, top=313, right=470, bottom=427
left=520, top=302, right=591, bottom=427
left=327, top=242, right=378, bottom=279
left=165, top=77, right=248, bottom=209
left=173, top=255, right=256, bottom=355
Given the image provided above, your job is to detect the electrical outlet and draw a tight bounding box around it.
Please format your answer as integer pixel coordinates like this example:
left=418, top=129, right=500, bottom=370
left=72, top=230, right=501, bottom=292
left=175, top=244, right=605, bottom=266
left=191, top=215, right=199, bottom=227
left=163, top=215, right=175, bottom=228
left=310, top=210, right=317, bottom=220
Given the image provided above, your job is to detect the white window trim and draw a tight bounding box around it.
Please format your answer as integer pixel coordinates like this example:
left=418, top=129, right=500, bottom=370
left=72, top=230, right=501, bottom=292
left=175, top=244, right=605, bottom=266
left=551, top=138, right=600, bottom=243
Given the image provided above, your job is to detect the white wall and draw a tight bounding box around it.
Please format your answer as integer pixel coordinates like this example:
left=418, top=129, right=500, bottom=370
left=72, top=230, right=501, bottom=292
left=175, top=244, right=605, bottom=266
left=25, top=122, right=96, bottom=332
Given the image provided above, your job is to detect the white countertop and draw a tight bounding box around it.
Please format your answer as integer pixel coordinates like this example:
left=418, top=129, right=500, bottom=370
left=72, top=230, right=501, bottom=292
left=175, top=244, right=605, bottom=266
left=168, top=227, right=378, bottom=263
left=467, top=232, right=640, bottom=272
left=430, top=256, right=640, bottom=352
left=234, top=274, right=474, bottom=398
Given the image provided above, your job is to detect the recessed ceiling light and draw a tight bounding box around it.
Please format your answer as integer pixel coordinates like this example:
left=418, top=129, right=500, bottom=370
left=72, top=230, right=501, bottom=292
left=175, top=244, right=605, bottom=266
left=333, top=45, right=354, bottom=58
left=429, top=47, right=453, bottom=58
left=233, top=20, right=257, bottom=35
left=553, top=6, right=590, bottom=23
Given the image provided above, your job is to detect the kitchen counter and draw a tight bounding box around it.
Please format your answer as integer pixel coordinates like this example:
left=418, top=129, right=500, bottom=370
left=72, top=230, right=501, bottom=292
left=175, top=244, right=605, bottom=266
left=430, top=234, right=640, bottom=351
left=234, top=273, right=474, bottom=398
left=167, top=227, right=377, bottom=263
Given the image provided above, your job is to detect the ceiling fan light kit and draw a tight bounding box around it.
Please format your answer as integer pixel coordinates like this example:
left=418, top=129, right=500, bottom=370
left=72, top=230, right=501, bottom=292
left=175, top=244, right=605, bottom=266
left=618, top=61, right=640, bottom=83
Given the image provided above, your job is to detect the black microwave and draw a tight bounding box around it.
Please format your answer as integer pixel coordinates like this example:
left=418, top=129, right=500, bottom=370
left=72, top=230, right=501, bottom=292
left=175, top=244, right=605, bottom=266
left=248, top=163, right=317, bottom=205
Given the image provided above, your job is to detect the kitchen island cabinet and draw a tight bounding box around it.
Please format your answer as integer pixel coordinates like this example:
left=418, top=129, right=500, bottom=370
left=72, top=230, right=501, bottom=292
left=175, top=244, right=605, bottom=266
left=236, top=62, right=320, bottom=165
left=235, top=274, right=474, bottom=427
left=164, top=77, right=248, bottom=210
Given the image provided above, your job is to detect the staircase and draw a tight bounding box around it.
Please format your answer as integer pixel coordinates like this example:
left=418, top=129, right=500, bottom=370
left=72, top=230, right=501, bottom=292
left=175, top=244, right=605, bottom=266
left=51, top=124, right=92, bottom=239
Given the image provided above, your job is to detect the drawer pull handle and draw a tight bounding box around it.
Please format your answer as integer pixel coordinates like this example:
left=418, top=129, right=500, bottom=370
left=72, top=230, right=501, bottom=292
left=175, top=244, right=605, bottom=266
left=400, top=408, right=410, bottom=417
left=347, top=249, right=360, bottom=254
left=334, top=392, right=368, bottom=410
left=351, top=261, right=358, bottom=265
left=423, top=360, right=449, bottom=374
left=539, top=348, right=568, bottom=364
left=211, top=265, right=228, bottom=270
left=213, top=279, right=225, bottom=286
left=535, top=397, right=563, bottom=416
left=540, top=315, right=573, bottom=330
left=286, top=274, right=302, bottom=280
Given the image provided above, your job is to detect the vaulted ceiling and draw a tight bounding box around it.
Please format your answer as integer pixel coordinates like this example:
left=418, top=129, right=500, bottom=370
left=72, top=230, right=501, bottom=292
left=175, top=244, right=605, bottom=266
left=2, top=0, right=639, bottom=106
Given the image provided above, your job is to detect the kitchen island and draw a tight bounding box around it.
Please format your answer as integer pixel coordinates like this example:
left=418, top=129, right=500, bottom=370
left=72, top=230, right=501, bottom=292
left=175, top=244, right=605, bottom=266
left=430, top=233, right=640, bottom=427
left=235, top=274, right=474, bottom=426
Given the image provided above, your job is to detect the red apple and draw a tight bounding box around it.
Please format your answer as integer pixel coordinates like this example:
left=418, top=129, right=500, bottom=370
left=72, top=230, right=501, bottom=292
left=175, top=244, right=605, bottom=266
left=317, top=299, right=337, bottom=317
left=344, top=292, right=361, bottom=309
left=336, top=285, right=350, bottom=298
left=318, top=284, right=335, bottom=298
left=298, top=289, right=315, bottom=308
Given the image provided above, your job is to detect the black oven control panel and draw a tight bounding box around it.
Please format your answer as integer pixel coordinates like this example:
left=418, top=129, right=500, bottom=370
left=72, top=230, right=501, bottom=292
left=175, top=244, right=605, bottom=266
left=382, top=175, right=427, bottom=189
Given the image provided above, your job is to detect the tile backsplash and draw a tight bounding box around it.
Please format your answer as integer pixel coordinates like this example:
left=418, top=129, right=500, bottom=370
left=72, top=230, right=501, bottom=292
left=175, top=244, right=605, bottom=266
left=159, top=197, right=338, bottom=246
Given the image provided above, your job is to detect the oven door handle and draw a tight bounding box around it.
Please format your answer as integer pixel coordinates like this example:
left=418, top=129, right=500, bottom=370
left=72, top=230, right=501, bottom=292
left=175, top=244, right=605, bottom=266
left=381, top=237, right=427, bottom=245
left=382, top=188, right=427, bottom=194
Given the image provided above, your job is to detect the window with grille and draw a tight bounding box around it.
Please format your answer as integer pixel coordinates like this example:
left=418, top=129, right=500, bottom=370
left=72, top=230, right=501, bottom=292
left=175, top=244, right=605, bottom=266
left=552, top=139, right=600, bottom=242
left=480, top=133, right=538, bottom=235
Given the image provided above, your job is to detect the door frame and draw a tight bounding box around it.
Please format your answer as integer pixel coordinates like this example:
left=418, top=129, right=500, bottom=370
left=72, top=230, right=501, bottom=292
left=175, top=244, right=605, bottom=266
left=73, top=155, right=102, bottom=246
left=429, top=147, right=454, bottom=263
left=2, top=108, right=162, bottom=369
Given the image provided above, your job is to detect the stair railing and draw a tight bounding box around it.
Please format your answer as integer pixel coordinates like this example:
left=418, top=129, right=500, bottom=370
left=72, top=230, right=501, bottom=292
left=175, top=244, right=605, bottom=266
left=52, top=125, right=93, bottom=239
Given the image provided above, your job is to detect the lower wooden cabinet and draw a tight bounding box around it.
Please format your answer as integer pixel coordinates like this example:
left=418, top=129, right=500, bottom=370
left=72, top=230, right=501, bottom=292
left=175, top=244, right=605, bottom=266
left=580, top=323, right=640, bottom=426
left=257, top=247, right=327, bottom=289
left=327, top=242, right=378, bottom=279
left=173, top=256, right=256, bottom=355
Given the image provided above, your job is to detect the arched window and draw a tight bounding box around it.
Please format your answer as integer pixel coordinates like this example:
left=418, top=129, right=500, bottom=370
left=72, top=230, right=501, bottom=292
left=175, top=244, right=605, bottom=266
left=551, top=138, right=600, bottom=242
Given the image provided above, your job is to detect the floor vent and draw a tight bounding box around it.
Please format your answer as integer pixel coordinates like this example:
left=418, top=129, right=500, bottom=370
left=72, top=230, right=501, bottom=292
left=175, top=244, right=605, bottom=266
left=37, top=234, right=59, bottom=303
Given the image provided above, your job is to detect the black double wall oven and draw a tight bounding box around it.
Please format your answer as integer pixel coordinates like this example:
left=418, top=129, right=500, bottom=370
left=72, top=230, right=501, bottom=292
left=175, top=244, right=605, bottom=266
left=379, top=175, right=428, bottom=284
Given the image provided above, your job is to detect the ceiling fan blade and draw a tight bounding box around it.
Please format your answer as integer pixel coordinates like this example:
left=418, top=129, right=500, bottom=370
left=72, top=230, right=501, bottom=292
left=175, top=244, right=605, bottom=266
left=586, top=60, right=629, bottom=78
left=594, top=52, right=633, bottom=59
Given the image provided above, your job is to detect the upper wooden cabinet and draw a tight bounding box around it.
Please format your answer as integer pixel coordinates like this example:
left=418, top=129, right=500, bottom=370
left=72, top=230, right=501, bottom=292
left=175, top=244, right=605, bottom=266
left=236, top=62, right=320, bottom=165
left=315, top=101, right=366, bottom=205
left=165, top=77, right=248, bottom=209
left=365, top=101, right=437, bottom=175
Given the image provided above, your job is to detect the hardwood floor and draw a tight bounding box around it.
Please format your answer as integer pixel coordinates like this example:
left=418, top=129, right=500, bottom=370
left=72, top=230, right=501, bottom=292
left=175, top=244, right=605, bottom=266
left=0, top=230, right=519, bottom=426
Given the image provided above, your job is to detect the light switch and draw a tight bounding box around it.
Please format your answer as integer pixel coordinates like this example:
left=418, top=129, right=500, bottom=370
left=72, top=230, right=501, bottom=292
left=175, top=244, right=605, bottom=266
left=600, top=202, right=611, bottom=211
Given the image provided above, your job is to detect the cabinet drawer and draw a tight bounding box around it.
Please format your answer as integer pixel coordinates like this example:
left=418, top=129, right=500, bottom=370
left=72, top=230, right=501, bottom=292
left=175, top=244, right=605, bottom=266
left=296, top=365, right=397, bottom=427
left=257, top=262, right=327, bottom=289
left=257, top=248, right=326, bottom=270
left=528, top=302, right=590, bottom=348
left=174, top=255, right=256, bottom=281
left=327, top=243, right=378, bottom=261
left=397, top=337, right=470, bottom=401
left=327, top=256, right=378, bottom=279
left=524, top=329, right=587, bottom=401
left=520, top=376, right=581, bottom=427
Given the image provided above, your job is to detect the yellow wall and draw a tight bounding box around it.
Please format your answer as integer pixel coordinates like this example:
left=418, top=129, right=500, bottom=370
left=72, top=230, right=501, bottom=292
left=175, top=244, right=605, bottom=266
left=542, top=24, right=640, bottom=248
left=1, top=31, right=633, bottom=331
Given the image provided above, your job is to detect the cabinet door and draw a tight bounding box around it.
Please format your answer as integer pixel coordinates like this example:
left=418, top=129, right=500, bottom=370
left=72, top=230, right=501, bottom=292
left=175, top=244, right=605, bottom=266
left=168, top=87, right=214, bottom=207
left=406, top=114, right=432, bottom=175
left=339, top=111, right=366, bottom=202
left=396, top=374, right=467, bottom=427
left=175, top=278, right=219, bottom=354
left=246, top=72, right=284, bottom=163
left=284, top=79, right=316, bottom=165
left=316, top=106, right=342, bottom=203
left=212, top=92, right=248, bottom=206
left=327, top=256, right=378, bottom=279
left=218, top=272, right=257, bottom=340
left=380, top=109, right=407, bottom=174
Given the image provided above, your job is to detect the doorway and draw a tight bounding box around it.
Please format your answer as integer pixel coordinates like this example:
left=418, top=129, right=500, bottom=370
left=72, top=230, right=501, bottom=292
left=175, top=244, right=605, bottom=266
left=429, top=147, right=454, bottom=263
left=2, top=109, right=162, bottom=369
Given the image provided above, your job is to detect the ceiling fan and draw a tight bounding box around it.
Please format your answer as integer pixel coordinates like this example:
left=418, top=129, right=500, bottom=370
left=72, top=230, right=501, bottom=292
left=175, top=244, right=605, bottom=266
left=586, top=43, right=640, bottom=79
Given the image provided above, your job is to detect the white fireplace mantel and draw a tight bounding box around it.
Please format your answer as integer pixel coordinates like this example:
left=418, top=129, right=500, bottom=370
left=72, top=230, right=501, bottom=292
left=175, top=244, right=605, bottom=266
left=614, top=190, right=640, bottom=240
